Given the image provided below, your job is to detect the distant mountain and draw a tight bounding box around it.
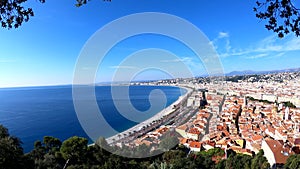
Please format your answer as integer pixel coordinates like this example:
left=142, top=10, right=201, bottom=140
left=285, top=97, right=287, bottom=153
left=226, top=70, right=256, bottom=76
left=226, top=67, right=300, bottom=76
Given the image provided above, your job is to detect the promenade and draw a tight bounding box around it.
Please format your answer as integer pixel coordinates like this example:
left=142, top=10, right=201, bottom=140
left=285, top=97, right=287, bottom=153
left=105, top=85, right=193, bottom=145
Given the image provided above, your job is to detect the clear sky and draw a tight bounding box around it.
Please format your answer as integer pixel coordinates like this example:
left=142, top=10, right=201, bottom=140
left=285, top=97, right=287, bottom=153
left=0, top=0, right=300, bottom=87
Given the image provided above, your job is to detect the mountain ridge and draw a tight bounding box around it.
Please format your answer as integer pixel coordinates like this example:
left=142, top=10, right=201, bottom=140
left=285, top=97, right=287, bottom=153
left=226, top=67, right=300, bottom=76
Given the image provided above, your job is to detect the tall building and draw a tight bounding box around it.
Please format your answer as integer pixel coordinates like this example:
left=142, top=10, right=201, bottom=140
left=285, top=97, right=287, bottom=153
left=285, top=107, right=289, bottom=120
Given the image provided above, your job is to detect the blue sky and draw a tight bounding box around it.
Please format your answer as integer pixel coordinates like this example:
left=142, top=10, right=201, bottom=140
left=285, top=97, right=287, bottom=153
left=0, top=0, right=300, bottom=87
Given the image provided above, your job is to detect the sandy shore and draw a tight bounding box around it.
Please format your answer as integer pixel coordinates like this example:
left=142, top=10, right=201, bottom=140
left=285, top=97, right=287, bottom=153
left=105, top=85, right=193, bottom=144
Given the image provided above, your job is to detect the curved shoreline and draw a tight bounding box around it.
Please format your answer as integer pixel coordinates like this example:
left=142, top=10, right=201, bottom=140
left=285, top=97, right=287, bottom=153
left=104, top=85, right=193, bottom=144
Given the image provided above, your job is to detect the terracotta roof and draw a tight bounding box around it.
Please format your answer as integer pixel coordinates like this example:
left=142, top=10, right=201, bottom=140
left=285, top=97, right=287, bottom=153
left=230, top=146, right=242, bottom=152
left=217, top=125, right=225, bottom=130
left=216, top=139, right=228, bottom=146
left=189, top=141, right=202, bottom=148
left=264, top=139, right=291, bottom=164
left=188, top=127, right=201, bottom=135
left=180, top=138, right=188, bottom=145
left=267, top=126, right=276, bottom=134
left=277, top=128, right=288, bottom=137
left=206, top=95, right=212, bottom=100
left=222, top=130, right=230, bottom=137
left=251, top=143, right=262, bottom=150
left=241, top=148, right=252, bottom=154
left=156, top=127, right=168, bottom=134
left=206, top=140, right=216, bottom=147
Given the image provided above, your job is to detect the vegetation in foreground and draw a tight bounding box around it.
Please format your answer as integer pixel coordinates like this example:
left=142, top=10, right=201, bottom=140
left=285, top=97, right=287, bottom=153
left=1, top=124, right=300, bottom=169
left=1, top=0, right=300, bottom=38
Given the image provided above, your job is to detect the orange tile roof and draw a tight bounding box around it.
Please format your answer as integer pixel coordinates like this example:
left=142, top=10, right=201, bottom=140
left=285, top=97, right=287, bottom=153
left=206, top=140, right=216, bottom=147
left=156, top=127, right=169, bottom=134
left=267, top=126, right=276, bottom=134
left=189, top=141, right=202, bottom=148
left=206, top=95, right=212, bottom=100
left=252, top=134, right=263, bottom=141
left=222, top=130, right=230, bottom=137
left=230, top=146, right=242, bottom=152
left=216, top=139, right=228, bottom=145
left=264, top=139, right=292, bottom=164
left=241, top=148, right=253, bottom=155
left=180, top=138, right=188, bottom=145
left=217, top=125, right=225, bottom=130
left=251, top=143, right=262, bottom=150
left=188, top=127, right=201, bottom=134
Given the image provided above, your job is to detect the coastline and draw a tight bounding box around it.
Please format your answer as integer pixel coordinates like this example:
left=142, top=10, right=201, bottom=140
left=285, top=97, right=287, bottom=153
left=103, top=84, right=193, bottom=144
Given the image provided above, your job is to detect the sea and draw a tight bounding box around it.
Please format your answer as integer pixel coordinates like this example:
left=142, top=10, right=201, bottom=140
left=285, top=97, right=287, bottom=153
left=0, top=85, right=185, bottom=152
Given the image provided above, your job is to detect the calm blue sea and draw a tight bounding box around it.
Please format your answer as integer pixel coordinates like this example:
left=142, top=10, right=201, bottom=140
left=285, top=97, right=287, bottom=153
left=0, top=85, right=184, bottom=152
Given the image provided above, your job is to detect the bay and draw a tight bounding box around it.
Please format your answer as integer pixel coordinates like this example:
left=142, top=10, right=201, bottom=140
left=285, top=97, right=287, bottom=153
left=0, top=85, right=185, bottom=152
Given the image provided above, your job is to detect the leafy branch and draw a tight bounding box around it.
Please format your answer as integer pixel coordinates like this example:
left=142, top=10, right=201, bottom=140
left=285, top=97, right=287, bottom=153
left=0, top=0, right=45, bottom=29
left=254, top=0, right=300, bottom=38
left=0, top=0, right=111, bottom=29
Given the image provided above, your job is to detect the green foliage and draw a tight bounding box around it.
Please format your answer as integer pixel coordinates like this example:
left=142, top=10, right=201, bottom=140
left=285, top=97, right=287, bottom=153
left=43, top=136, right=62, bottom=152
left=163, top=150, right=186, bottom=162
left=248, top=96, right=297, bottom=107
left=102, top=154, right=124, bottom=169
left=225, top=75, right=245, bottom=82
left=199, top=147, right=225, bottom=157
left=248, top=96, right=256, bottom=101
left=0, top=124, right=9, bottom=138
left=159, top=133, right=179, bottom=151
left=86, top=144, right=109, bottom=166
left=170, top=157, right=194, bottom=169
left=60, top=136, right=88, bottom=164
left=0, top=124, right=273, bottom=169
left=27, top=136, right=65, bottom=169
left=251, top=149, right=270, bottom=169
left=136, top=143, right=151, bottom=157
left=247, top=96, right=273, bottom=104
left=0, top=125, right=25, bottom=169
left=215, top=159, right=226, bottom=169
left=224, top=154, right=252, bottom=169
left=149, top=161, right=169, bottom=169
left=192, top=153, right=215, bottom=169
left=215, top=151, right=269, bottom=169
left=284, top=154, right=300, bottom=169
left=283, top=101, right=296, bottom=108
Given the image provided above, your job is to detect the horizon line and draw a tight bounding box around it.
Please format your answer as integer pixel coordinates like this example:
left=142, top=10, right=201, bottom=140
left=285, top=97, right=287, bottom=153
left=1, top=66, right=299, bottom=89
